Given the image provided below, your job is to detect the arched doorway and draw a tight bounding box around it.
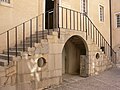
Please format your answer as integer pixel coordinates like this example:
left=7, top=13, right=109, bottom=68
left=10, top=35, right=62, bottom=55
left=62, top=35, right=88, bottom=77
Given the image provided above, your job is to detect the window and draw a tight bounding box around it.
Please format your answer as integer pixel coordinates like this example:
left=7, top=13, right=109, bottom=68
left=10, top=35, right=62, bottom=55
left=81, top=0, right=87, bottom=14
left=99, top=5, right=104, bottom=22
left=116, top=14, right=120, bottom=28
left=0, top=0, right=10, bottom=4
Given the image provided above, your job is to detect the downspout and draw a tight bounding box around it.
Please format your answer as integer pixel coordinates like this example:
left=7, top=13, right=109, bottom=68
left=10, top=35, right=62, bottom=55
left=109, top=0, right=112, bottom=55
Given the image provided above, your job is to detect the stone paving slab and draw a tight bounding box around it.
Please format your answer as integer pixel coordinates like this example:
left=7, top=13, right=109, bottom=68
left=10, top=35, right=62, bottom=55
left=45, top=67, right=120, bottom=90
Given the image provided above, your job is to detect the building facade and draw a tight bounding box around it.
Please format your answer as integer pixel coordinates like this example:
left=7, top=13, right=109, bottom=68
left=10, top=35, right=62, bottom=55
left=111, top=0, right=120, bottom=63
left=0, top=0, right=116, bottom=90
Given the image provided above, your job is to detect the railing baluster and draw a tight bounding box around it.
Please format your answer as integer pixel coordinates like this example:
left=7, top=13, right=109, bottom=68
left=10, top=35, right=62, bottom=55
left=53, top=9, right=55, bottom=31
left=36, top=16, right=38, bottom=43
left=62, top=7, right=63, bottom=28
left=66, top=8, right=67, bottom=29
left=42, top=13, right=44, bottom=39
left=58, top=4, right=60, bottom=38
left=93, top=26, right=94, bottom=42
left=70, top=10, right=71, bottom=29
left=48, top=12, right=50, bottom=35
left=15, top=27, right=17, bottom=57
left=85, top=15, right=87, bottom=40
left=30, top=19, right=32, bottom=47
left=91, top=22, right=92, bottom=39
left=88, top=19, right=89, bottom=35
left=83, top=14, right=84, bottom=31
left=80, top=13, right=81, bottom=31
left=73, top=11, right=75, bottom=30
left=7, top=31, right=9, bottom=65
left=96, top=30, right=97, bottom=44
left=104, top=40, right=106, bottom=54
left=77, top=12, right=78, bottom=30
left=102, top=37, right=104, bottom=46
left=98, top=32, right=99, bottom=47
left=100, top=35, right=101, bottom=47
left=23, top=23, right=25, bottom=51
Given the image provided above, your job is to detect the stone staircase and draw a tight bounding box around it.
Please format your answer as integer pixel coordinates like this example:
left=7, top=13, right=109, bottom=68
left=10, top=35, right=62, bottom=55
left=0, top=30, right=53, bottom=66
left=0, top=27, right=115, bottom=90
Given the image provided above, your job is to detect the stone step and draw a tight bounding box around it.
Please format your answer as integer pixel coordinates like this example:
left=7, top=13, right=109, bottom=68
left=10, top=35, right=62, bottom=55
left=0, top=54, right=14, bottom=60
left=3, top=50, right=21, bottom=56
left=32, top=31, right=53, bottom=37
left=25, top=37, right=47, bottom=43
left=26, top=34, right=47, bottom=39
left=9, top=46, right=27, bottom=51
left=0, top=59, right=9, bottom=66
left=20, top=39, right=41, bottom=44
left=18, top=42, right=35, bottom=47
left=36, top=30, right=53, bottom=34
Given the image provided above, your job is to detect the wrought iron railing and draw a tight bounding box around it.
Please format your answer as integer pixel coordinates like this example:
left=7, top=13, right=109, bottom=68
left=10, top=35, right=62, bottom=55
left=58, top=6, right=116, bottom=64
left=0, top=9, right=57, bottom=65
left=0, top=5, right=116, bottom=65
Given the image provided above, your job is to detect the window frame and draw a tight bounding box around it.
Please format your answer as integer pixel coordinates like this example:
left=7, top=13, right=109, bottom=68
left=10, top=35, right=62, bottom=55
left=99, top=5, right=104, bottom=22
left=0, top=0, right=10, bottom=4
left=116, top=13, right=120, bottom=28
left=81, top=0, right=88, bottom=14
left=0, top=0, right=12, bottom=7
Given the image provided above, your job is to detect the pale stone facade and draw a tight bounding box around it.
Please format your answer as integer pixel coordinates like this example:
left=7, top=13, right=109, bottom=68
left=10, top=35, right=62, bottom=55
left=0, top=0, right=116, bottom=90
left=111, top=0, right=120, bottom=63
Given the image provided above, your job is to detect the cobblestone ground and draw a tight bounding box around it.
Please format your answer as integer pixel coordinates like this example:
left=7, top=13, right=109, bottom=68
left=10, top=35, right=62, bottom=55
left=46, top=65, right=120, bottom=90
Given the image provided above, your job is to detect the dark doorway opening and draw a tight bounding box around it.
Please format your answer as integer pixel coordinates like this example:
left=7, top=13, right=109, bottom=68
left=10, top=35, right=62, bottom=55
left=45, top=0, right=54, bottom=29
left=62, top=36, right=88, bottom=77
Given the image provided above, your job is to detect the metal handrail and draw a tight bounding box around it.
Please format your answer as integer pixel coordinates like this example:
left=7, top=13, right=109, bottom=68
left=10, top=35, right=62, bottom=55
left=58, top=6, right=116, bottom=63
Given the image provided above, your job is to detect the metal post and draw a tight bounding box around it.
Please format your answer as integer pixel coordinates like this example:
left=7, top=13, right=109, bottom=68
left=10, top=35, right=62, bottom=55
left=30, top=19, right=32, bottom=47
left=58, top=4, right=60, bottom=38
left=15, top=27, right=17, bottom=56
left=48, top=12, right=50, bottom=35
left=7, top=31, right=9, bottom=65
left=62, top=7, right=63, bottom=28
left=66, top=8, right=67, bottom=29
left=83, top=14, right=84, bottom=31
left=80, top=13, right=81, bottom=31
left=73, top=11, right=75, bottom=30
left=42, top=13, right=44, bottom=39
left=70, top=10, right=71, bottom=29
left=77, top=12, right=78, bottom=30
left=36, top=16, right=38, bottom=43
left=23, top=23, right=25, bottom=51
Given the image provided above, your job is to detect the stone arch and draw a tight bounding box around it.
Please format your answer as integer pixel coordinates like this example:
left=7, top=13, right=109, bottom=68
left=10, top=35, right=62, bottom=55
left=62, top=35, right=89, bottom=77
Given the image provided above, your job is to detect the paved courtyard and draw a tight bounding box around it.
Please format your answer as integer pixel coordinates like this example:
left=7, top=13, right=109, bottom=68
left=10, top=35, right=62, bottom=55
left=46, top=65, right=120, bottom=90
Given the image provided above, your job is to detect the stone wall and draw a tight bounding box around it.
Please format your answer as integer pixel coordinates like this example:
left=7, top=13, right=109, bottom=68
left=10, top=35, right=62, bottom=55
left=0, top=29, right=113, bottom=90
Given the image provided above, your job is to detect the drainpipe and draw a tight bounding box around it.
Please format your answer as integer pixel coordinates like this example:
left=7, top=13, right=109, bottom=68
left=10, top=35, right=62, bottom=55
left=109, top=0, right=112, bottom=56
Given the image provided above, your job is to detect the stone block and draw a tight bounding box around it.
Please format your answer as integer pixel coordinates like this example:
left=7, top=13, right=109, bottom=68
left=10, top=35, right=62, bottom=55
left=41, top=71, right=49, bottom=79
left=0, top=85, right=16, bottom=90
left=54, top=54, right=62, bottom=69
left=48, top=70, right=55, bottom=78
left=35, top=81, right=43, bottom=89
left=16, top=82, right=33, bottom=90
left=49, top=44, right=62, bottom=54
left=41, top=79, right=49, bottom=88
left=52, top=77, right=61, bottom=85
left=17, top=60, right=31, bottom=74
left=54, top=69, right=62, bottom=77
left=48, top=54, right=55, bottom=70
